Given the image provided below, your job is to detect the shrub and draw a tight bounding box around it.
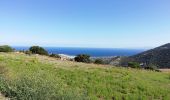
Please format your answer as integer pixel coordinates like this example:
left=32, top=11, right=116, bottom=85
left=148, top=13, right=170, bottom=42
left=145, top=63, right=160, bottom=71
left=128, top=62, right=140, bottom=68
left=29, top=46, right=48, bottom=55
left=0, top=45, right=13, bottom=52
left=25, top=50, right=32, bottom=55
left=94, top=59, right=104, bottom=64
left=74, top=54, right=91, bottom=63
left=49, top=53, right=61, bottom=59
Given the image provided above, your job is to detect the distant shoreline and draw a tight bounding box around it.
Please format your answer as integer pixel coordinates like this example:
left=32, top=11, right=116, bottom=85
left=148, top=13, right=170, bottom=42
left=13, top=46, right=145, bottom=57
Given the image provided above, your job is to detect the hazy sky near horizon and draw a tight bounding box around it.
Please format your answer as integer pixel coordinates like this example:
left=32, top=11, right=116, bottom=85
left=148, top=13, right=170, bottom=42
left=0, top=0, right=170, bottom=48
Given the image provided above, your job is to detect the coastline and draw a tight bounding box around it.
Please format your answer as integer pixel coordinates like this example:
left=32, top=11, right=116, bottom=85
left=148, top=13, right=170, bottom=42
left=13, top=46, right=144, bottom=57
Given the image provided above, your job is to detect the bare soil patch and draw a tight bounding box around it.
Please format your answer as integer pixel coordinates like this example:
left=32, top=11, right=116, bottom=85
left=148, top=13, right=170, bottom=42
left=159, top=69, right=170, bottom=73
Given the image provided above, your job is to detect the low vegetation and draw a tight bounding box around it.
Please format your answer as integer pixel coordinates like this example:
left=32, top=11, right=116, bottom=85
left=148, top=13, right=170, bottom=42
left=29, top=46, right=48, bottom=55
left=0, top=53, right=170, bottom=100
left=24, top=50, right=32, bottom=55
left=74, top=54, right=91, bottom=63
left=49, top=53, right=61, bottom=59
left=145, top=63, right=159, bottom=71
left=94, top=59, right=104, bottom=64
left=0, top=45, right=13, bottom=52
left=128, top=62, right=140, bottom=68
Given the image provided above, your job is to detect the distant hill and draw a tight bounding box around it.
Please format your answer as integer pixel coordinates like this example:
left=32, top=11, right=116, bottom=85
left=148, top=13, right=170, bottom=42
left=130, top=43, right=170, bottom=68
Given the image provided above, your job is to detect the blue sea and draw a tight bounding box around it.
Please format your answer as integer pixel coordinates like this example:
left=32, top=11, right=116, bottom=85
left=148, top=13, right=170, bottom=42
left=13, top=47, right=145, bottom=57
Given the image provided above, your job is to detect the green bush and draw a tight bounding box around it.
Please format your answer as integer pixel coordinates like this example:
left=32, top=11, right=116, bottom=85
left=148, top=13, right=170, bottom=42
left=145, top=63, right=160, bottom=71
left=0, top=45, right=13, bottom=52
left=29, top=46, right=48, bottom=55
left=94, top=59, right=104, bottom=64
left=128, top=62, right=140, bottom=68
left=49, top=53, right=61, bottom=59
left=74, top=54, right=91, bottom=63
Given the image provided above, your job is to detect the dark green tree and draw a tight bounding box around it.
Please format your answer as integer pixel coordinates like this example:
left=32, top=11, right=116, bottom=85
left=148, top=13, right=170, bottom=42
left=94, top=59, right=104, bottom=64
left=74, top=54, right=91, bottom=63
left=0, top=45, right=13, bottom=52
left=29, top=46, right=48, bottom=55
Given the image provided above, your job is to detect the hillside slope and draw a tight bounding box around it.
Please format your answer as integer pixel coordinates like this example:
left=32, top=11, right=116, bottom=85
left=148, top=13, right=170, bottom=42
left=130, top=43, right=170, bottom=68
left=0, top=53, right=170, bottom=100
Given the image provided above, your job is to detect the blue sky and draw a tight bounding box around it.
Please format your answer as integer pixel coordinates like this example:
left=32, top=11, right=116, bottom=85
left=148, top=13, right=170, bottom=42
left=0, top=0, right=170, bottom=48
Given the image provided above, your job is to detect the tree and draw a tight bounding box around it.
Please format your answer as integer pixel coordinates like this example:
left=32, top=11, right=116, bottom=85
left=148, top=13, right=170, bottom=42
left=0, top=45, right=13, bottom=52
left=94, top=59, right=104, bottom=64
left=74, top=54, right=91, bottom=63
left=128, top=62, right=140, bottom=68
left=29, top=46, right=48, bottom=55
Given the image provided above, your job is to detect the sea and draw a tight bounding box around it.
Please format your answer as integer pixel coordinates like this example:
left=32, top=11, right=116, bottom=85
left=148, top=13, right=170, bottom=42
left=13, top=47, right=146, bottom=57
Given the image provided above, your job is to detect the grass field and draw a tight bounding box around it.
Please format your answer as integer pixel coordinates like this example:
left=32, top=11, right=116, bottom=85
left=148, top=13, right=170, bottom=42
left=0, top=52, right=170, bottom=100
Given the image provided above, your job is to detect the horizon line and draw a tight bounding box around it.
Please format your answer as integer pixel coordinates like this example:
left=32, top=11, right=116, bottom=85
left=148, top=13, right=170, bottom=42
left=11, top=45, right=150, bottom=50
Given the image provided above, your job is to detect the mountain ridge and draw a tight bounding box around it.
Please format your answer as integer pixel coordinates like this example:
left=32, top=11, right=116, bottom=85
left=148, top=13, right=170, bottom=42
left=130, top=43, right=170, bottom=68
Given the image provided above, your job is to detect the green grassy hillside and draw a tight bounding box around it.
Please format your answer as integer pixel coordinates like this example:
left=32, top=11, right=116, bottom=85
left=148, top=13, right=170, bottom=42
left=0, top=53, right=170, bottom=100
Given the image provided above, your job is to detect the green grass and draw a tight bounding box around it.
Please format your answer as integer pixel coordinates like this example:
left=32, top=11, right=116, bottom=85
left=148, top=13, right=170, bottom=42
left=0, top=53, right=170, bottom=100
